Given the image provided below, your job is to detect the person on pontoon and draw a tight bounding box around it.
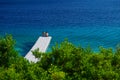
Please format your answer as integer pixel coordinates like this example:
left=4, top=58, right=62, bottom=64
left=45, top=32, right=49, bottom=37
left=42, top=32, right=46, bottom=37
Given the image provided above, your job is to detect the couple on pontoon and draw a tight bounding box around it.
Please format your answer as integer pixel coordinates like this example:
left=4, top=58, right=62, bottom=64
left=42, top=32, right=49, bottom=37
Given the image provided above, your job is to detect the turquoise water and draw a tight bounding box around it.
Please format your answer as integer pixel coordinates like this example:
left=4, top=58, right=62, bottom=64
left=0, top=0, right=120, bottom=56
left=1, top=25, right=120, bottom=56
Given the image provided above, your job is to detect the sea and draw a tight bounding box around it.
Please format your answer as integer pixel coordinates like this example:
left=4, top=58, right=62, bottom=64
left=0, top=0, right=120, bottom=56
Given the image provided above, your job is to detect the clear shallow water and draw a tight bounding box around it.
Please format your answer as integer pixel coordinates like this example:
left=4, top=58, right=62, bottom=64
left=0, top=0, right=120, bottom=56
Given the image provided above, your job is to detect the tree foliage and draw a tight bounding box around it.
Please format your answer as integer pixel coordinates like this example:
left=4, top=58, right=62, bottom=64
left=0, top=35, right=19, bottom=67
left=0, top=35, right=120, bottom=80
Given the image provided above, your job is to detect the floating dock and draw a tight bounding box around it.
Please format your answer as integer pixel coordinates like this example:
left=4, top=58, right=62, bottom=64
left=25, top=36, right=52, bottom=63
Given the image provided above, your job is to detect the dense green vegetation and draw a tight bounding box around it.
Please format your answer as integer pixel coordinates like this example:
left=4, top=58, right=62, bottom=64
left=0, top=35, right=120, bottom=80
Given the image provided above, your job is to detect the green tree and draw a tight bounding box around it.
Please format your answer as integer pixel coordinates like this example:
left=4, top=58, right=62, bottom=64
left=0, top=35, right=19, bottom=68
left=0, top=35, right=120, bottom=80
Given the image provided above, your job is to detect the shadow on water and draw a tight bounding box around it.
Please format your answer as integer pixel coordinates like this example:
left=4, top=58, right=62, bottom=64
left=20, top=42, right=34, bottom=56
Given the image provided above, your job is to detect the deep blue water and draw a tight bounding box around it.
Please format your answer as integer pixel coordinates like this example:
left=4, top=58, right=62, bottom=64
left=0, top=0, right=120, bottom=56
